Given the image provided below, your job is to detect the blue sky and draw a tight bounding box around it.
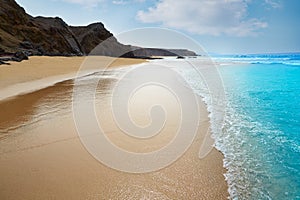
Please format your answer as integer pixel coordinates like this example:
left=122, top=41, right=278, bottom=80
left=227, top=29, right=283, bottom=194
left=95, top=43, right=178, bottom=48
left=16, top=0, right=300, bottom=54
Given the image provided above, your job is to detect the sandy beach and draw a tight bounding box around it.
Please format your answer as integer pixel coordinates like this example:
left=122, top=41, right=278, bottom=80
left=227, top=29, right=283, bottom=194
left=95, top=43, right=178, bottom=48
left=0, top=56, right=146, bottom=101
left=0, top=56, right=228, bottom=199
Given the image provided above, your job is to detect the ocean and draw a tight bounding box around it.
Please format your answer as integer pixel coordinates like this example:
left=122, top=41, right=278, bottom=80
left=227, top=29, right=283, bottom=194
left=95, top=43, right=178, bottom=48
left=197, top=53, right=300, bottom=199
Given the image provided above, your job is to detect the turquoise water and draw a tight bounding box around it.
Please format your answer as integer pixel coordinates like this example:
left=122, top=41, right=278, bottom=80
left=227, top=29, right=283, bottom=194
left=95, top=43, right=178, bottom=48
left=215, top=54, right=300, bottom=199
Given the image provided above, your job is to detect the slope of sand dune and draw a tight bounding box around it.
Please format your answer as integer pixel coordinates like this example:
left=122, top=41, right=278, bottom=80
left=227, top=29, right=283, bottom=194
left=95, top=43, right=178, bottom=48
left=0, top=57, right=228, bottom=199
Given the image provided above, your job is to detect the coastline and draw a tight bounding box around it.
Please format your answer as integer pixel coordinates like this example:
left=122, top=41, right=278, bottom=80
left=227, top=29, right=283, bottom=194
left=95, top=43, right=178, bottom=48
left=0, top=56, right=146, bottom=101
left=0, top=56, right=228, bottom=199
left=213, top=56, right=300, bottom=199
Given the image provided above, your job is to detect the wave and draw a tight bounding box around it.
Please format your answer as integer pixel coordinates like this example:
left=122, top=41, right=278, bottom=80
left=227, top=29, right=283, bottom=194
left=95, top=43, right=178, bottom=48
left=174, top=56, right=300, bottom=199
left=212, top=53, right=300, bottom=66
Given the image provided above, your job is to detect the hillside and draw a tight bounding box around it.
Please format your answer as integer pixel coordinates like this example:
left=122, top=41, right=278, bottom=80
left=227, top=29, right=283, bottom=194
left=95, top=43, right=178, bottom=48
left=0, top=0, right=133, bottom=58
left=130, top=47, right=197, bottom=57
left=0, top=0, right=197, bottom=63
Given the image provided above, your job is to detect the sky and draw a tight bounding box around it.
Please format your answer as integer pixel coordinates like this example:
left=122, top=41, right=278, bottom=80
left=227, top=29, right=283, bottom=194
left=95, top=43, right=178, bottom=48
left=15, top=0, right=300, bottom=54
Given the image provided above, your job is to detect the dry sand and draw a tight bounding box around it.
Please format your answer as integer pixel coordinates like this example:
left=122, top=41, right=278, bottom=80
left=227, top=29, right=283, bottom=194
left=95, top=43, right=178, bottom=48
left=0, top=56, right=228, bottom=199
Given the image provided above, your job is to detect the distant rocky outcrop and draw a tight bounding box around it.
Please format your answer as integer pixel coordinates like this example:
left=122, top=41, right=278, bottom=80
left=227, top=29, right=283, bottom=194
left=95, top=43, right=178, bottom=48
left=70, top=24, right=135, bottom=57
left=130, top=47, right=197, bottom=57
left=0, top=0, right=197, bottom=64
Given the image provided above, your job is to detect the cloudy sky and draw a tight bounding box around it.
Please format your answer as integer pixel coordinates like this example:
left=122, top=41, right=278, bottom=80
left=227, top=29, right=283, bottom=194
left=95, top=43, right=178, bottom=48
left=16, top=0, right=300, bottom=54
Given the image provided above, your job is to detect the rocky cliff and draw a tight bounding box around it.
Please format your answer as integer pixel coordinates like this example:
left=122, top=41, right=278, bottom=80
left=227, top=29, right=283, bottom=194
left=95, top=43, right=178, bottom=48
left=0, top=0, right=197, bottom=63
left=0, top=0, right=133, bottom=59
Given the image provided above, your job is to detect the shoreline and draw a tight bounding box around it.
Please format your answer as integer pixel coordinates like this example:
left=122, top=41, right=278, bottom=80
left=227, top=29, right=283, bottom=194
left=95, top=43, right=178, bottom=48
left=0, top=56, right=146, bottom=101
left=0, top=56, right=228, bottom=199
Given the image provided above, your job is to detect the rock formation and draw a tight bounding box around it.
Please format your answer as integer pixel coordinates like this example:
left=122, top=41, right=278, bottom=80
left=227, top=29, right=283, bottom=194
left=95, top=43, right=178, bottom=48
left=0, top=0, right=197, bottom=64
left=130, top=47, right=197, bottom=57
left=0, top=0, right=134, bottom=60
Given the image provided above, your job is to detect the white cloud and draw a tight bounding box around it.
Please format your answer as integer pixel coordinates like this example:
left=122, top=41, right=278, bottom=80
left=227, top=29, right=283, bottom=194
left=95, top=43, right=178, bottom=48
left=265, top=0, right=281, bottom=9
left=137, top=0, right=268, bottom=37
left=112, top=0, right=128, bottom=5
left=59, top=0, right=104, bottom=7
left=112, top=0, right=145, bottom=5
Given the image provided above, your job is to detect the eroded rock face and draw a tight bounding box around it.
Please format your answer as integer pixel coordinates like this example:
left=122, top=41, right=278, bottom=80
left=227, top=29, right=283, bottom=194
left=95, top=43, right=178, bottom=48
left=12, top=51, right=28, bottom=62
left=0, top=0, right=132, bottom=57
left=69, top=23, right=134, bottom=57
left=70, top=23, right=111, bottom=55
left=0, top=0, right=197, bottom=63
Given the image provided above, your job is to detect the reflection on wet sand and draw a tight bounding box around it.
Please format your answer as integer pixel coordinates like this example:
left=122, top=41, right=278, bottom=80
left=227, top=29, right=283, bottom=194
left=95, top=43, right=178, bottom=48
left=0, top=67, right=228, bottom=199
left=0, top=80, right=73, bottom=139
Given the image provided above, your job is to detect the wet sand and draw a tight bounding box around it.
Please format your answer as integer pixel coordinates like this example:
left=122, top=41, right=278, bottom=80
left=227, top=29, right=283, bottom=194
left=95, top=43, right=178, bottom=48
left=0, top=57, right=228, bottom=199
left=0, top=56, right=146, bottom=101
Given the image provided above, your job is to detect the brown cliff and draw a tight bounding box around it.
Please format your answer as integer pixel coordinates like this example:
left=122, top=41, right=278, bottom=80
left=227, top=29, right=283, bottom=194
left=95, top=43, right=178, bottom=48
left=0, top=0, right=197, bottom=64
left=0, top=0, right=133, bottom=59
